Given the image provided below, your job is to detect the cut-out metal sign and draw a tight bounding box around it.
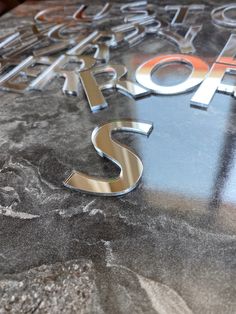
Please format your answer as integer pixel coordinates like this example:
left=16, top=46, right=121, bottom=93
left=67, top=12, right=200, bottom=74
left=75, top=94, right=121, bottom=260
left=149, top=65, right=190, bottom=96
left=1, top=2, right=236, bottom=196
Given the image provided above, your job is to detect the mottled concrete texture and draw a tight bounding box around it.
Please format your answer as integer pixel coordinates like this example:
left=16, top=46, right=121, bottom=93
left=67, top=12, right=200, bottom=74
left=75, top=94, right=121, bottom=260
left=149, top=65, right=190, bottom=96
left=0, top=1, right=236, bottom=313
left=0, top=260, right=100, bottom=314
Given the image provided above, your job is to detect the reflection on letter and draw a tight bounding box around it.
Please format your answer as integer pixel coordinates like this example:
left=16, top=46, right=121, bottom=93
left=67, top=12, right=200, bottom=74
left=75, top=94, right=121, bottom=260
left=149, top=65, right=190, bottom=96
left=30, top=55, right=96, bottom=95
left=79, top=68, right=106, bottom=111
left=120, top=2, right=156, bottom=23
left=80, top=64, right=149, bottom=112
left=136, top=54, right=208, bottom=95
left=216, top=34, right=236, bottom=65
left=191, top=63, right=236, bottom=109
left=35, top=6, right=78, bottom=24
left=191, top=34, right=236, bottom=109
left=158, top=26, right=202, bottom=54
left=63, top=120, right=153, bottom=196
left=165, top=5, right=205, bottom=25
left=212, top=4, right=236, bottom=28
left=0, top=56, right=52, bottom=92
left=74, top=3, right=111, bottom=22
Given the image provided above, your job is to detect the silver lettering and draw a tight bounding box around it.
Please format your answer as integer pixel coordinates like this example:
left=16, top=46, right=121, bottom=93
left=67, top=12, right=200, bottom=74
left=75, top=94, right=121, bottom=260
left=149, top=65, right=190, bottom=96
left=63, top=120, right=153, bottom=196
left=211, top=4, right=236, bottom=28
left=136, top=54, right=208, bottom=95
left=191, top=35, right=236, bottom=109
left=165, top=5, right=205, bottom=25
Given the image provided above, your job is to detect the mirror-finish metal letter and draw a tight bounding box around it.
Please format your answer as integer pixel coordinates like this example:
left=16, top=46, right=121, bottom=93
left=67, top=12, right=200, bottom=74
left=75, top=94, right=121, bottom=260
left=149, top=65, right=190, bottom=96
left=211, top=4, right=236, bottom=28
left=80, top=64, right=149, bottom=112
left=191, top=34, right=236, bottom=109
left=165, top=5, right=205, bottom=25
left=158, top=25, right=202, bottom=54
left=0, top=56, right=52, bottom=92
left=136, top=54, right=209, bottom=95
left=63, top=120, right=153, bottom=196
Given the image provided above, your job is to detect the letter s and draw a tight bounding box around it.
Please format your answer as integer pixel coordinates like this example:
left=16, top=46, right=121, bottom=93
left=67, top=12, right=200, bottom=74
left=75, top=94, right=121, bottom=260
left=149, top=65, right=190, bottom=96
left=63, top=120, right=153, bottom=196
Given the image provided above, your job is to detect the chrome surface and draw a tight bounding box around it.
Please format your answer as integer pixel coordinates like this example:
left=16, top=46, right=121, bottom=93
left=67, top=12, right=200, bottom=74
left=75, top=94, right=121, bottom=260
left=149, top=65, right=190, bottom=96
left=81, top=64, right=149, bottom=112
left=165, top=5, right=205, bottom=25
left=93, top=64, right=149, bottom=97
left=66, top=31, right=99, bottom=56
left=33, top=41, right=71, bottom=57
left=29, top=55, right=95, bottom=91
left=121, top=2, right=156, bottom=23
left=79, top=68, right=107, bottom=111
left=212, top=4, right=236, bottom=28
left=1, top=2, right=236, bottom=312
left=191, top=34, right=236, bottom=109
left=158, top=25, right=202, bottom=54
left=73, top=3, right=111, bottom=22
left=64, top=120, right=153, bottom=196
left=28, top=55, right=66, bottom=90
left=216, top=34, right=236, bottom=65
left=66, top=31, right=110, bottom=63
left=191, top=63, right=236, bottom=109
left=34, top=5, right=79, bottom=24
left=0, top=57, right=20, bottom=74
left=0, top=56, right=35, bottom=92
left=48, top=22, right=89, bottom=43
left=60, top=70, right=80, bottom=96
left=136, top=54, right=209, bottom=95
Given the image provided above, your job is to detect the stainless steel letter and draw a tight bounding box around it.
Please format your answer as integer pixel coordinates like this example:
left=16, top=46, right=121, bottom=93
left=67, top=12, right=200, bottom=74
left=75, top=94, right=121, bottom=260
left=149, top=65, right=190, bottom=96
left=165, top=5, right=205, bottom=25
left=136, top=54, right=208, bottom=95
left=158, top=25, right=202, bottom=54
left=212, top=4, right=236, bottom=28
left=80, top=64, right=149, bottom=112
left=0, top=56, right=51, bottom=92
left=191, top=34, right=236, bottom=109
left=63, top=120, right=153, bottom=196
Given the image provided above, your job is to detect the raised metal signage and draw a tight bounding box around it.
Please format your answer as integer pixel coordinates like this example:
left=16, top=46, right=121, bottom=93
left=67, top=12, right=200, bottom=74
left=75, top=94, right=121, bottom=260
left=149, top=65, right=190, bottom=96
left=1, top=2, right=236, bottom=196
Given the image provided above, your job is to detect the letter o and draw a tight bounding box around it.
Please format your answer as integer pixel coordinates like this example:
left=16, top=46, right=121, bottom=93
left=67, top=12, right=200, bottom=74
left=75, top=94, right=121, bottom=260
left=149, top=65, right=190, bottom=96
left=211, top=4, right=236, bottom=28
left=135, top=54, right=209, bottom=95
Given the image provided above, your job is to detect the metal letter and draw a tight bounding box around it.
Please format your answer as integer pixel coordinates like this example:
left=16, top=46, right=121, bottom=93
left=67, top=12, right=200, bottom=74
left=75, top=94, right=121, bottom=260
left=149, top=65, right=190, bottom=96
left=165, top=5, right=205, bottom=25
left=34, top=5, right=78, bottom=24
left=63, top=120, right=153, bottom=196
left=212, top=4, right=236, bottom=28
left=158, top=25, right=202, bottom=54
left=136, top=54, right=208, bottom=95
left=79, top=68, right=106, bottom=111
left=29, top=55, right=95, bottom=95
left=191, top=34, right=236, bottom=109
left=80, top=64, right=149, bottom=112
left=0, top=57, right=52, bottom=92
left=216, top=34, right=236, bottom=65
left=66, top=31, right=110, bottom=63
left=94, top=64, right=150, bottom=97
left=74, top=3, right=111, bottom=22
left=1, top=25, right=50, bottom=59
left=191, top=63, right=236, bottom=109
left=60, top=70, right=80, bottom=96
left=112, top=22, right=146, bottom=46
left=0, top=57, right=20, bottom=75
left=120, top=2, right=156, bottom=23
left=29, top=55, right=66, bottom=90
